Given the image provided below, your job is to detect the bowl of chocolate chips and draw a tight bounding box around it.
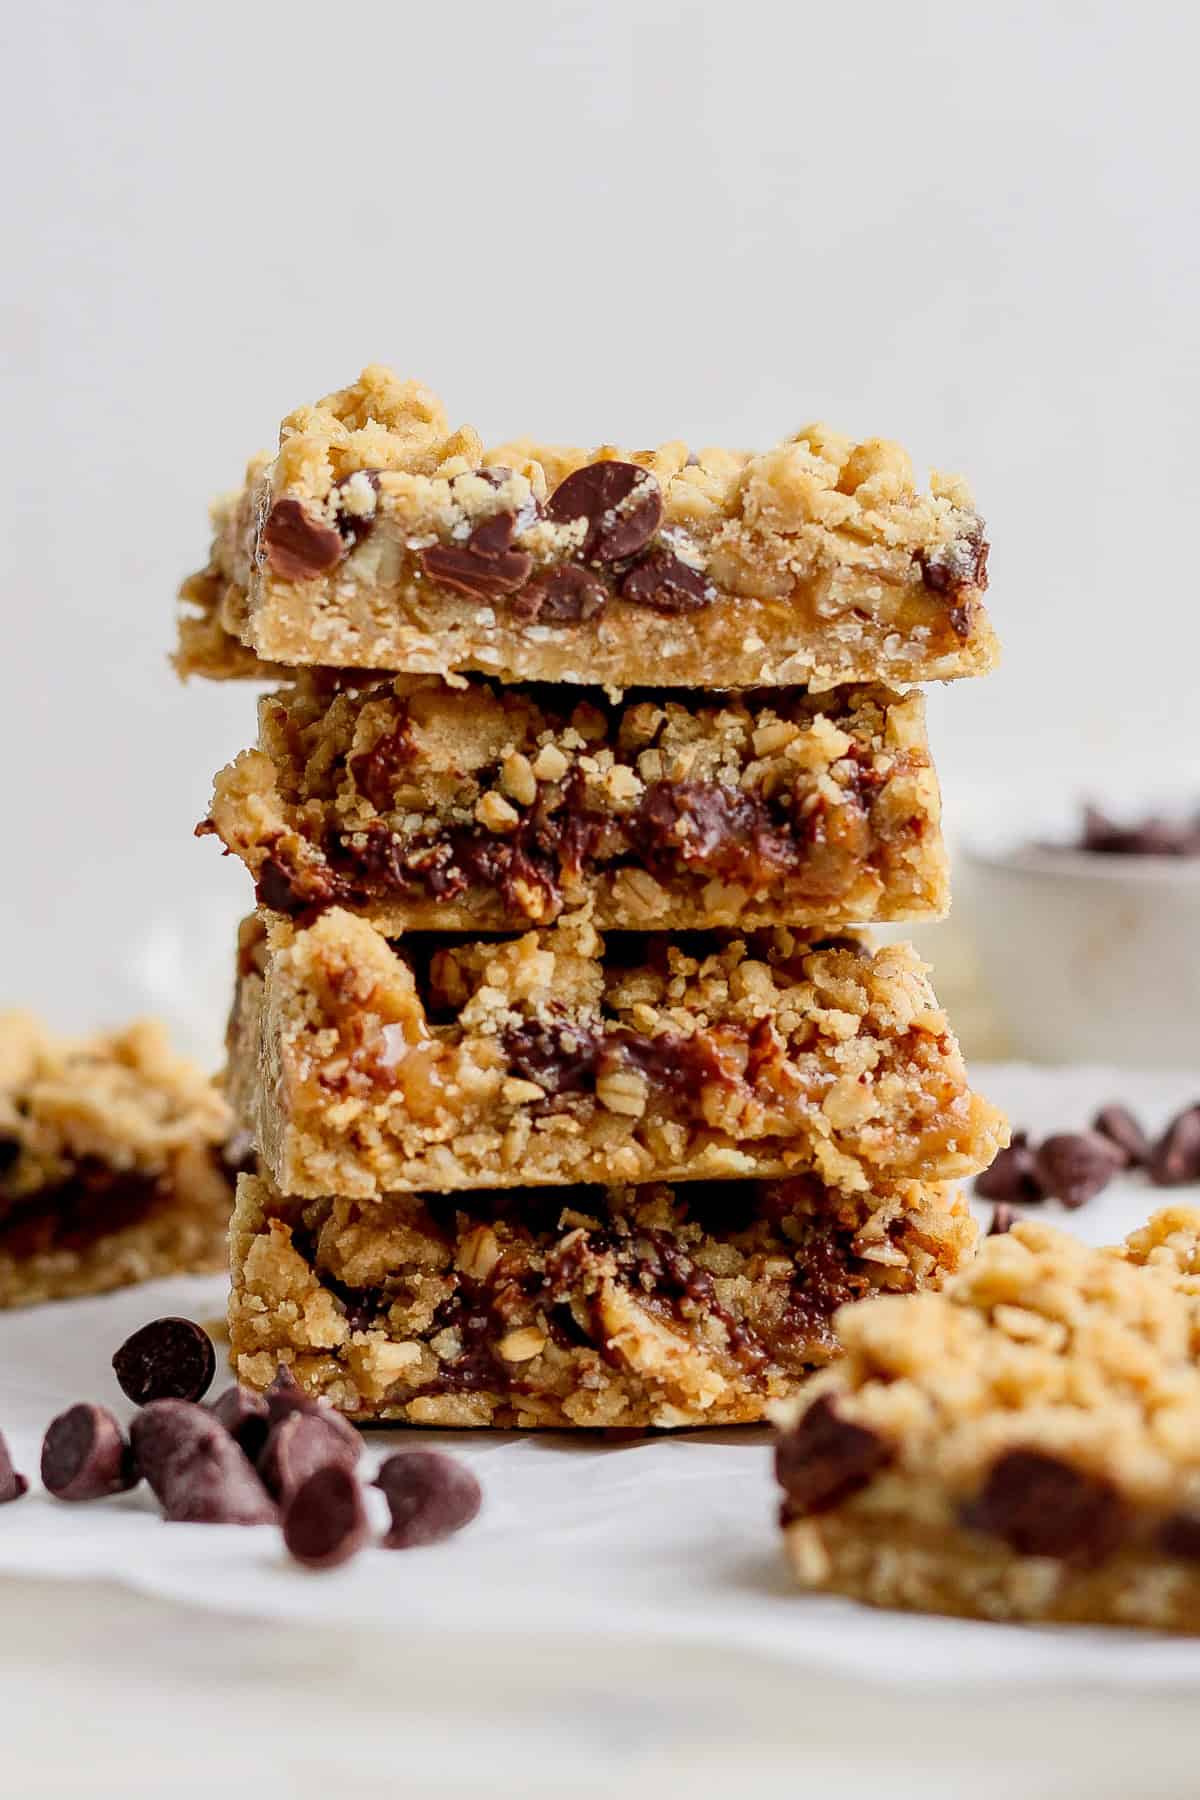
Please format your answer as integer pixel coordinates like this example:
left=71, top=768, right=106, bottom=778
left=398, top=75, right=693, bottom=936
left=962, top=802, right=1200, bottom=1066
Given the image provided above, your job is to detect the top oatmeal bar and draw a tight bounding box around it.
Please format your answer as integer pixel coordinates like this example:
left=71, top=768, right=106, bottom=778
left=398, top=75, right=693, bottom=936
left=175, top=366, right=998, bottom=690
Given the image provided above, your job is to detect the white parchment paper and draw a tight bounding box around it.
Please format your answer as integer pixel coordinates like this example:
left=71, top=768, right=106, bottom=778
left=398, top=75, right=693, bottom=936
left=2, top=1063, right=1199, bottom=1691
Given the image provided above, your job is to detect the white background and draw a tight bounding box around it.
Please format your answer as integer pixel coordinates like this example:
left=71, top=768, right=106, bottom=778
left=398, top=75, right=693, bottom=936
left=3, top=0, right=1199, bottom=1051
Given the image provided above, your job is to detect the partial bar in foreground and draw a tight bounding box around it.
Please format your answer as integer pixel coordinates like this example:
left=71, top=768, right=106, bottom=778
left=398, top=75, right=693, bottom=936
left=775, top=1210, right=1200, bottom=1632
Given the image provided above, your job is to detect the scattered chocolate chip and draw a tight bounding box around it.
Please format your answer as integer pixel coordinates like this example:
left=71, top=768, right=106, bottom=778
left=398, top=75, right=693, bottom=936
left=987, top=1203, right=1018, bottom=1237
left=545, top=461, right=662, bottom=562
left=41, top=1403, right=136, bottom=1502
left=263, top=1366, right=361, bottom=1453
left=0, top=1429, right=27, bottom=1504
left=1091, top=1104, right=1150, bottom=1167
left=130, top=1400, right=277, bottom=1525
left=112, top=1318, right=216, bottom=1405
left=419, top=541, right=533, bottom=601
left=261, top=497, right=346, bottom=582
left=283, top=1464, right=370, bottom=1570
left=974, top=1132, right=1044, bottom=1203
left=1077, top=804, right=1200, bottom=858
left=208, top=1386, right=271, bottom=1462
left=774, top=1393, right=891, bottom=1518
left=511, top=563, right=608, bottom=624
left=618, top=547, right=713, bottom=613
left=1148, top=1106, right=1200, bottom=1186
left=1033, top=1132, right=1121, bottom=1209
left=374, top=1450, right=482, bottom=1548
left=961, top=1448, right=1127, bottom=1564
left=258, top=1411, right=361, bottom=1506
left=1158, top=1511, right=1200, bottom=1561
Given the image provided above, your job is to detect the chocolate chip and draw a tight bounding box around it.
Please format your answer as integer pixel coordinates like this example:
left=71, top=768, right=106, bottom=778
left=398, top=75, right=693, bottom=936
left=917, top=524, right=989, bottom=598
left=263, top=1366, right=361, bottom=1454
left=258, top=1411, right=361, bottom=1505
left=974, top=1132, right=1044, bottom=1203
left=419, top=541, right=533, bottom=601
left=618, top=547, right=713, bottom=613
left=1033, top=1132, right=1121, bottom=1208
left=0, top=1429, right=27, bottom=1504
left=545, top=462, right=662, bottom=562
left=503, top=1018, right=604, bottom=1096
left=112, top=1318, right=216, bottom=1405
left=1148, top=1106, right=1200, bottom=1187
left=1078, top=805, right=1200, bottom=857
left=41, top=1403, right=136, bottom=1502
left=511, top=563, right=608, bottom=623
left=261, top=497, right=346, bottom=581
left=283, top=1464, right=370, bottom=1570
left=1158, top=1511, right=1200, bottom=1560
left=960, top=1448, right=1127, bottom=1564
left=130, top=1400, right=277, bottom=1525
left=987, top=1202, right=1018, bottom=1237
left=374, top=1450, right=482, bottom=1548
left=208, top=1386, right=271, bottom=1462
left=774, top=1393, right=892, bottom=1518
left=1091, top=1104, right=1150, bottom=1167
left=633, top=781, right=793, bottom=888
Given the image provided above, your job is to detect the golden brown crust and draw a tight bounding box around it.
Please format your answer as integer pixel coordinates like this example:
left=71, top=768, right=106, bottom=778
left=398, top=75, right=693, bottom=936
left=229, top=1168, right=974, bottom=1428
left=175, top=366, right=998, bottom=689
left=203, top=673, right=948, bottom=933
left=225, top=908, right=1007, bottom=1201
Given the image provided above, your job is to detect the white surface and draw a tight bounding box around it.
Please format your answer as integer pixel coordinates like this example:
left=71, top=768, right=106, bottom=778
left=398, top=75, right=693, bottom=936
left=3, top=0, right=1200, bottom=1035
left=1, top=1063, right=1200, bottom=1760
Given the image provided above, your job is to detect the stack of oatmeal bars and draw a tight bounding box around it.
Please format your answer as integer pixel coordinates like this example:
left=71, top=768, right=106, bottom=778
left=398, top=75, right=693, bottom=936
left=181, top=366, right=1007, bottom=1428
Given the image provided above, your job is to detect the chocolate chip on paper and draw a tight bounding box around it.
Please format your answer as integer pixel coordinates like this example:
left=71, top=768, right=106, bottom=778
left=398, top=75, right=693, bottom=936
left=1033, top=1132, right=1122, bottom=1209
left=374, top=1450, right=482, bottom=1549
left=0, top=1429, right=27, bottom=1504
left=987, top=1202, right=1018, bottom=1237
left=130, top=1400, right=277, bottom=1525
left=41, top=1404, right=136, bottom=1502
left=263, top=1365, right=360, bottom=1453
left=112, top=1317, right=216, bottom=1405
left=1148, top=1105, right=1200, bottom=1187
left=974, top=1131, right=1043, bottom=1203
left=283, top=1464, right=370, bottom=1570
left=258, top=1410, right=362, bottom=1506
left=1091, top=1104, right=1150, bottom=1167
left=208, top=1385, right=271, bottom=1462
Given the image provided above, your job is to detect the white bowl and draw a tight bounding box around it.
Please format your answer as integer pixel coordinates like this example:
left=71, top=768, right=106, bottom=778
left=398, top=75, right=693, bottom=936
left=960, top=843, right=1200, bottom=1067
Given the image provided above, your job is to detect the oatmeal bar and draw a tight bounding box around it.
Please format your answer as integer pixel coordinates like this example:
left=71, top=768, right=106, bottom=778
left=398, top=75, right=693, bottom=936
left=203, top=673, right=948, bottom=933
left=175, top=366, right=998, bottom=690
left=229, top=1168, right=975, bottom=1428
left=227, top=908, right=1006, bottom=1201
left=0, top=1013, right=233, bottom=1306
left=775, top=1209, right=1200, bottom=1632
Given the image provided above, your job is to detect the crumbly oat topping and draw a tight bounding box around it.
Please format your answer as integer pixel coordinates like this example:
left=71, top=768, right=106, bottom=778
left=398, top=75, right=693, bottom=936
left=225, top=907, right=1007, bottom=1201
left=175, top=366, right=999, bottom=689
left=229, top=1168, right=974, bottom=1429
left=202, top=672, right=948, bottom=932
